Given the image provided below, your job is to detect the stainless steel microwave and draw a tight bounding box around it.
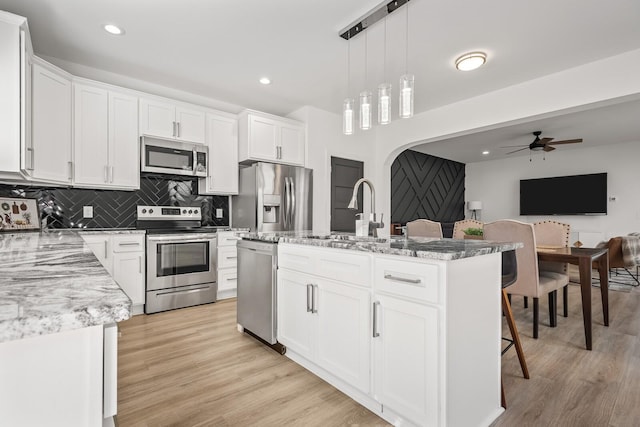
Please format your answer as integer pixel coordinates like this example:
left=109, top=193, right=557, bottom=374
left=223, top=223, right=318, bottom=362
left=141, top=137, right=208, bottom=177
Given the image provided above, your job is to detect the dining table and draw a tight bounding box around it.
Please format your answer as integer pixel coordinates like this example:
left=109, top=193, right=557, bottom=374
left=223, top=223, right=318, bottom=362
left=536, top=246, right=609, bottom=350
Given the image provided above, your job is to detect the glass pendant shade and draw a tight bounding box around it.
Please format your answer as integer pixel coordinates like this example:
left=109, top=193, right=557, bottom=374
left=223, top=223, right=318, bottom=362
left=359, top=90, right=372, bottom=130
left=399, top=74, right=414, bottom=118
left=343, top=98, right=354, bottom=135
left=377, top=83, right=391, bottom=125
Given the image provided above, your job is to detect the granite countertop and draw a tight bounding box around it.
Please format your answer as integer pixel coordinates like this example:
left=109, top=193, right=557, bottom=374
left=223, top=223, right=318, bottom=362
left=0, top=230, right=132, bottom=344
left=278, top=234, right=523, bottom=261
left=238, top=230, right=315, bottom=243
left=78, top=228, right=145, bottom=235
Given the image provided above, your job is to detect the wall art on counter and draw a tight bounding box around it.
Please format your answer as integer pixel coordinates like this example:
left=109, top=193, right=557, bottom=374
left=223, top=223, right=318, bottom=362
left=0, top=197, right=40, bottom=232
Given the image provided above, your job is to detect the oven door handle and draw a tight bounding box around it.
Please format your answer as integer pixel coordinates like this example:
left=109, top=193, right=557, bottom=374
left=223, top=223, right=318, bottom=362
left=147, top=235, right=216, bottom=243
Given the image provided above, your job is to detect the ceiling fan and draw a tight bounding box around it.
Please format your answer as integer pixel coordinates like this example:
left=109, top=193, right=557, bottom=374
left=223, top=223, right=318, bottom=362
left=503, top=131, right=583, bottom=155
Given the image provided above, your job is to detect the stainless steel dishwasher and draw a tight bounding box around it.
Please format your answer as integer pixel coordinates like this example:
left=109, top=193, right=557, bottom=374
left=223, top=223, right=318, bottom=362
left=237, top=239, right=284, bottom=352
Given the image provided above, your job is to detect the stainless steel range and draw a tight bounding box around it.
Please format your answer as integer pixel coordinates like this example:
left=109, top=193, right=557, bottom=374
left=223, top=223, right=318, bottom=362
left=137, top=206, right=217, bottom=314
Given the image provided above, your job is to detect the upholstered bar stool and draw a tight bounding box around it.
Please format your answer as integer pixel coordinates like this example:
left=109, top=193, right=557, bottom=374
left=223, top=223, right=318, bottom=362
left=406, top=219, right=443, bottom=238
left=501, top=249, right=530, bottom=408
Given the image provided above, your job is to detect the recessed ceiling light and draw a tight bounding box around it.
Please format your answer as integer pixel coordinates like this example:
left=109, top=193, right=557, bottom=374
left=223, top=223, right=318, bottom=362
left=455, top=52, right=487, bottom=71
left=103, top=24, right=124, bottom=35
left=259, top=77, right=271, bottom=85
left=482, top=150, right=490, bottom=155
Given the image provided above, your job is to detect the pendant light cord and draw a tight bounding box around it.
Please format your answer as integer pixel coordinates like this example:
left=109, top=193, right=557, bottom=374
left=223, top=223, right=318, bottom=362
left=364, top=30, right=368, bottom=89
left=383, top=17, right=387, bottom=82
left=405, top=3, right=409, bottom=74
left=347, top=32, right=351, bottom=96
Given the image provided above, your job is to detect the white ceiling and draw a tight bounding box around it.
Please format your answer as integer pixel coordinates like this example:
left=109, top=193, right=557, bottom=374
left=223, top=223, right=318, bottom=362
left=1, top=0, right=639, bottom=160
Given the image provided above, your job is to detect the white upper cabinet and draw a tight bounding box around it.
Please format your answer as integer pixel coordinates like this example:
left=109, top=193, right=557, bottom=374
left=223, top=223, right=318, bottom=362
left=74, top=84, right=108, bottom=186
left=31, top=60, right=72, bottom=184
left=0, top=12, right=32, bottom=180
left=108, top=91, right=139, bottom=189
left=199, top=113, right=238, bottom=195
left=238, top=110, right=306, bottom=166
left=140, top=98, right=206, bottom=144
left=73, top=81, right=139, bottom=190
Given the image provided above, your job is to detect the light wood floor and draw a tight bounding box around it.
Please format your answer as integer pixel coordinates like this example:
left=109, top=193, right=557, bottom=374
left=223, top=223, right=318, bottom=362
left=118, top=283, right=640, bottom=426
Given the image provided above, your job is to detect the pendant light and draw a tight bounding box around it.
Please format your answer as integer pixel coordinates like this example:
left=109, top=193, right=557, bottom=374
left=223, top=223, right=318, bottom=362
left=399, top=3, right=414, bottom=119
left=343, top=32, right=354, bottom=135
left=377, top=17, right=391, bottom=125
left=359, top=30, right=372, bottom=130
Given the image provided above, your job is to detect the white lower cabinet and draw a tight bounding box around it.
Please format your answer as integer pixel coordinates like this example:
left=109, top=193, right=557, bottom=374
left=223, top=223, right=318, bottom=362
left=216, top=231, right=238, bottom=299
left=277, top=269, right=371, bottom=394
left=373, top=294, right=439, bottom=426
left=277, top=244, right=503, bottom=427
left=81, top=232, right=145, bottom=314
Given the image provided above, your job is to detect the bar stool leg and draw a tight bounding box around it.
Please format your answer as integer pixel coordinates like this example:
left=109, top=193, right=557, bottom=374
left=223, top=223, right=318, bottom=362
left=502, top=289, right=530, bottom=379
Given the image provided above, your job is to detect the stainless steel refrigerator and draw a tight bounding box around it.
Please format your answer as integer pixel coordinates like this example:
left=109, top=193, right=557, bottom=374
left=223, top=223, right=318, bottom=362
left=232, top=162, right=312, bottom=232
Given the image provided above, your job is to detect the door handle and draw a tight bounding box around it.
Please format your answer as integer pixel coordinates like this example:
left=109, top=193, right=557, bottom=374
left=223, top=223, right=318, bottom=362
left=177, top=122, right=181, bottom=138
left=283, top=177, right=290, bottom=228
left=289, top=178, right=296, bottom=225
left=306, top=284, right=312, bottom=312
left=172, top=121, right=176, bottom=137
left=26, top=147, right=34, bottom=171
left=373, top=301, right=380, bottom=337
left=110, top=166, right=114, bottom=183
left=312, top=284, right=318, bottom=314
left=104, top=241, right=108, bottom=258
left=138, top=256, right=142, bottom=274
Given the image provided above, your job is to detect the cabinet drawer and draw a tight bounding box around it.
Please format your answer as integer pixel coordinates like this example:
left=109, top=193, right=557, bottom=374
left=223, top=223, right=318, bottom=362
left=218, top=246, right=237, bottom=269
left=374, top=256, right=441, bottom=304
left=112, top=235, right=145, bottom=253
left=278, top=244, right=371, bottom=288
left=217, top=232, right=240, bottom=247
left=218, top=268, right=237, bottom=292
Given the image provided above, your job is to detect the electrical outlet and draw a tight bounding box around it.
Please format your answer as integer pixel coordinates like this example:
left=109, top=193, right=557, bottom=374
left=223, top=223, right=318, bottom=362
left=216, top=208, right=224, bottom=218
left=83, top=206, right=93, bottom=218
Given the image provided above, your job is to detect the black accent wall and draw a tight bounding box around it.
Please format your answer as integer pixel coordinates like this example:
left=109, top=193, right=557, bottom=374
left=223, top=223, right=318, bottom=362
left=391, top=149, right=465, bottom=233
left=0, top=175, right=229, bottom=229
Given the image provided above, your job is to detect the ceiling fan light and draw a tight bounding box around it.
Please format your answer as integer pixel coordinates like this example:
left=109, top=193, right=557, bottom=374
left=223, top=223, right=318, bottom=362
left=455, top=52, right=487, bottom=71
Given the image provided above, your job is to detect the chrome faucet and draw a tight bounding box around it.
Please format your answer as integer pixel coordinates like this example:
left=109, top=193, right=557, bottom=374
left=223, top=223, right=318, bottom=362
left=347, top=178, right=384, bottom=237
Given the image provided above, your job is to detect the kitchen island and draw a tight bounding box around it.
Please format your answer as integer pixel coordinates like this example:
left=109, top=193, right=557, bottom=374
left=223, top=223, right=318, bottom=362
left=0, top=230, right=132, bottom=427
left=275, top=234, right=521, bottom=427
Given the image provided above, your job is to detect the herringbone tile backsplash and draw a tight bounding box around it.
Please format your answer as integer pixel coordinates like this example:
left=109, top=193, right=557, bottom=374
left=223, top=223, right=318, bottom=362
left=0, top=175, right=229, bottom=229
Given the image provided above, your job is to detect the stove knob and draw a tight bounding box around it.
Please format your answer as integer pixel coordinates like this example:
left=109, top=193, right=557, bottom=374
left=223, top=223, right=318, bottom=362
left=188, top=209, right=193, bottom=214
left=141, top=209, right=147, bottom=214
left=149, top=209, right=154, bottom=214
left=194, top=209, right=199, bottom=214
left=183, top=209, right=187, bottom=214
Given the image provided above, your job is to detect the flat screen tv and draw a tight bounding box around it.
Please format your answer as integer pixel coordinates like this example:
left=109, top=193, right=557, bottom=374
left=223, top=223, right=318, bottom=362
left=520, top=173, right=607, bottom=215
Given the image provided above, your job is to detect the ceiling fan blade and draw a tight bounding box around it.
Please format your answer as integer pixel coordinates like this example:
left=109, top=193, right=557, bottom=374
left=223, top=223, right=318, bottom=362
left=543, top=145, right=556, bottom=152
left=539, top=137, right=554, bottom=144
left=506, top=147, right=530, bottom=155
left=547, top=138, right=583, bottom=145
left=500, top=145, right=528, bottom=148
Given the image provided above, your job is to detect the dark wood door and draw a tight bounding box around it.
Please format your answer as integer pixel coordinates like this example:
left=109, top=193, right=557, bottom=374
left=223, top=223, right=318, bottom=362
left=331, top=157, right=364, bottom=232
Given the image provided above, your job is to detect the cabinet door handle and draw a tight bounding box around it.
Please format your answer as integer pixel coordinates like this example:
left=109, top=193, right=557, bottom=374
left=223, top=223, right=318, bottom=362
left=226, top=256, right=237, bottom=259
left=118, top=242, right=140, bottom=246
left=306, top=284, right=312, bottom=312
left=139, top=256, right=142, bottom=274
left=172, top=121, right=176, bottom=137
left=104, top=166, right=108, bottom=183
left=104, top=241, right=108, bottom=259
left=373, top=301, right=380, bottom=338
left=384, top=274, right=421, bottom=284
left=26, top=147, right=34, bottom=171
left=312, top=284, right=318, bottom=314
left=68, top=161, right=73, bottom=181
left=110, top=166, right=114, bottom=183
left=177, top=122, right=180, bottom=138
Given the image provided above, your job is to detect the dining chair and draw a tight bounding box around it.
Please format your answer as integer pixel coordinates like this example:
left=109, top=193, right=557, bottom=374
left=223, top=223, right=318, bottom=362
left=452, top=219, right=484, bottom=239
left=484, top=220, right=570, bottom=338
left=406, top=219, right=443, bottom=238
left=500, top=249, right=530, bottom=408
left=533, top=221, right=571, bottom=323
